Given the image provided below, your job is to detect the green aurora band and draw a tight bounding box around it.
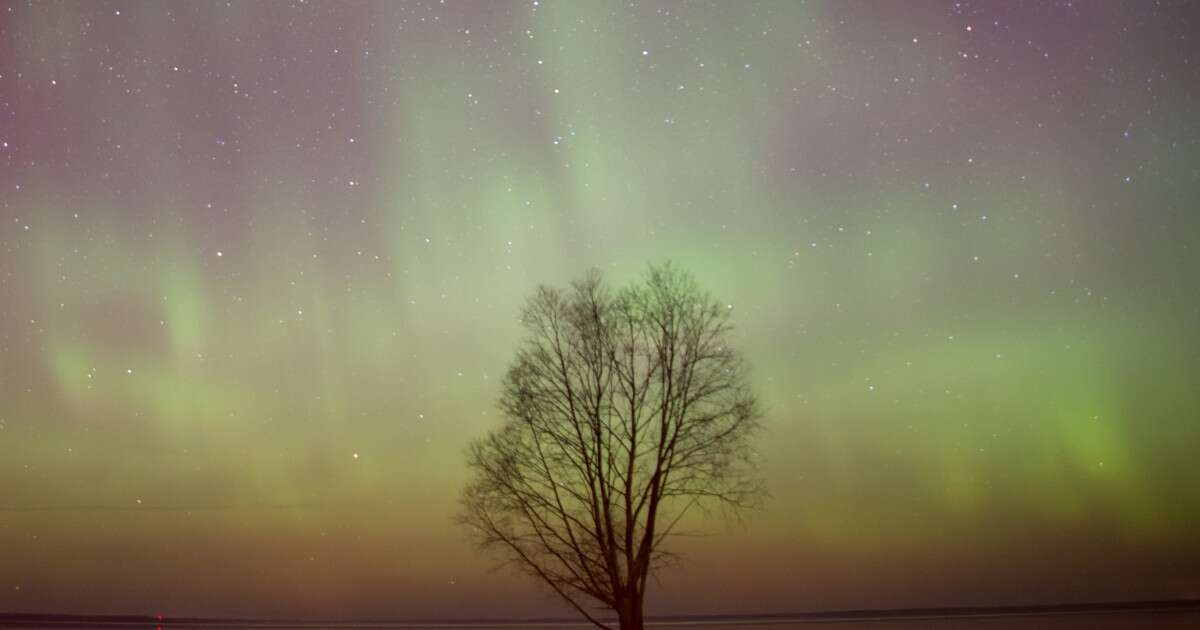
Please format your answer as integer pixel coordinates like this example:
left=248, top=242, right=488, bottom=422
left=1, top=0, right=1198, bottom=618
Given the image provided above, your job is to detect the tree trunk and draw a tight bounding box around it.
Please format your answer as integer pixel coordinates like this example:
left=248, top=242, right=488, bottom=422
left=616, top=594, right=644, bottom=630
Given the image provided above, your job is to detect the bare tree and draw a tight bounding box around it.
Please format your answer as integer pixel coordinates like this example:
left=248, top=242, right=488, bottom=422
left=459, top=263, right=764, bottom=630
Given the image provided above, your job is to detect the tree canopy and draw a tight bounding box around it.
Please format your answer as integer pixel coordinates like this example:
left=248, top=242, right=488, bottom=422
left=459, top=263, right=764, bottom=630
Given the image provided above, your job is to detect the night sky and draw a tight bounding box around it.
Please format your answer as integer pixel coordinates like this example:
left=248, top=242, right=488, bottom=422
left=2, top=0, right=1199, bottom=620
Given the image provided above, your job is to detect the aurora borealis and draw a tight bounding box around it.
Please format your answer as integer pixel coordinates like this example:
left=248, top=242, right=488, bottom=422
left=2, top=0, right=1199, bottom=620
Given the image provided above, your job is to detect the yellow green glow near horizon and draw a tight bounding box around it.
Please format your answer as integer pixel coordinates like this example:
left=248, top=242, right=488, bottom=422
left=1, top=0, right=1198, bottom=619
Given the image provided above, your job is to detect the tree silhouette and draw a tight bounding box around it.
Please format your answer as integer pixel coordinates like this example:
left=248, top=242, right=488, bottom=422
left=459, top=263, right=764, bottom=630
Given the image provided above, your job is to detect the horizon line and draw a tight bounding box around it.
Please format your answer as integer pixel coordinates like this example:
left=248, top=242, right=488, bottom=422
left=2, top=598, right=1199, bottom=627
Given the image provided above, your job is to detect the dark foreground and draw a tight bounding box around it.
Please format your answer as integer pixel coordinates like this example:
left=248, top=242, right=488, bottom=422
left=2, top=601, right=1199, bottom=628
